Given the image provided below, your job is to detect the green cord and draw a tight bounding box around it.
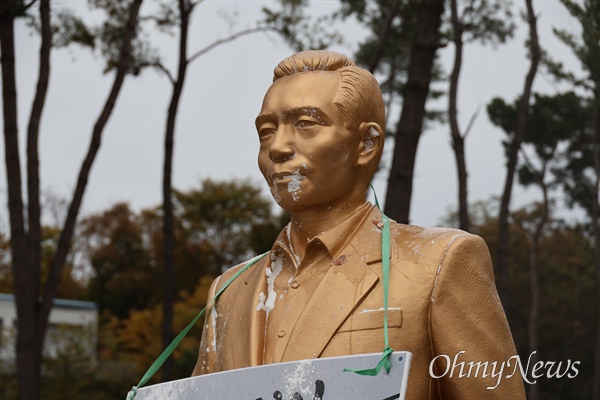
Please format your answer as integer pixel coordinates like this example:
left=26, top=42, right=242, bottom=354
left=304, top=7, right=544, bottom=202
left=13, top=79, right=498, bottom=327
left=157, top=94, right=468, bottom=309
left=343, top=185, right=393, bottom=375
left=127, top=187, right=394, bottom=398
left=126, top=252, right=268, bottom=399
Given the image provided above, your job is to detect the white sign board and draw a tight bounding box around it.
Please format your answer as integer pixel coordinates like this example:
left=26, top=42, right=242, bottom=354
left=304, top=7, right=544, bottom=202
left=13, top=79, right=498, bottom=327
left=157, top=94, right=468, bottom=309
left=136, top=351, right=411, bottom=400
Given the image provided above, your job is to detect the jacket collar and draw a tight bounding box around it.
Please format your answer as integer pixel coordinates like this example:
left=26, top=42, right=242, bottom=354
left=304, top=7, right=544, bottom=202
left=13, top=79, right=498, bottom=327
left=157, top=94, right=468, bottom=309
left=234, top=203, right=392, bottom=365
left=281, top=205, right=390, bottom=361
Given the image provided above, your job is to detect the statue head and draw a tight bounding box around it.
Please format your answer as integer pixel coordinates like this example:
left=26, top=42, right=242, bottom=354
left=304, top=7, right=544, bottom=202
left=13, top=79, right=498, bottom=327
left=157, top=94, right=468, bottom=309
left=255, top=50, right=385, bottom=214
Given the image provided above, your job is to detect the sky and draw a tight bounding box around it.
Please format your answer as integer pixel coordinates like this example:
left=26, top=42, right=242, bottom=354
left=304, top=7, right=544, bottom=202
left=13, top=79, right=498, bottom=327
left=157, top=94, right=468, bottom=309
left=3, top=0, right=586, bottom=231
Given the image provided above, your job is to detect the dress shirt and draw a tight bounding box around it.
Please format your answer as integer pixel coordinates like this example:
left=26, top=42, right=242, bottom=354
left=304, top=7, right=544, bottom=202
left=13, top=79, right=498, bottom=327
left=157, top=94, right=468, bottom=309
left=262, top=202, right=375, bottom=364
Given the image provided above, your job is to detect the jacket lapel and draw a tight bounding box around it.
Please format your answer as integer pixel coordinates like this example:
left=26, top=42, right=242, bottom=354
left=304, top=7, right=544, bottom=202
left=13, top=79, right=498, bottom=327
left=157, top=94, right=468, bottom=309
left=280, top=256, right=379, bottom=361
left=231, top=257, right=268, bottom=368
left=280, top=208, right=393, bottom=361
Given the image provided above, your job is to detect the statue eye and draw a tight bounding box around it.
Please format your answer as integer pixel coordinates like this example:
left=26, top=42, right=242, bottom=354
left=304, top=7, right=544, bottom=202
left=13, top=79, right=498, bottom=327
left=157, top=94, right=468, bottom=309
left=258, top=124, right=276, bottom=139
left=295, top=119, right=318, bottom=129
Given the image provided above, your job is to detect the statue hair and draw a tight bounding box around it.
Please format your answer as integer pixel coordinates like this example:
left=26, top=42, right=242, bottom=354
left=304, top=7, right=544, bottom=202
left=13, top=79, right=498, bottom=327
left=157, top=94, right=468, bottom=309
left=273, top=50, right=386, bottom=132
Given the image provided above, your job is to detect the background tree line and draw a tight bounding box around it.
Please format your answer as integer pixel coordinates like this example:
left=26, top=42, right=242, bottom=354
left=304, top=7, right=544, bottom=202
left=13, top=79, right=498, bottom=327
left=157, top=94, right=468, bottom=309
left=0, top=179, right=287, bottom=398
left=1, top=0, right=598, bottom=399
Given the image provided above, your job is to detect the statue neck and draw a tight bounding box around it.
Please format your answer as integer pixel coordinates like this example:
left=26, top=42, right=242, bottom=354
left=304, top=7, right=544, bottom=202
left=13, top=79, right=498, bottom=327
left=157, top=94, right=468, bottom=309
left=288, top=200, right=367, bottom=261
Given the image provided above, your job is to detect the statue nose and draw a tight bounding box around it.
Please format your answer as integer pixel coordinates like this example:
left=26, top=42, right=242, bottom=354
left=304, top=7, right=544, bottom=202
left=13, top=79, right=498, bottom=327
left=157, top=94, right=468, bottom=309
left=269, top=127, right=295, bottom=162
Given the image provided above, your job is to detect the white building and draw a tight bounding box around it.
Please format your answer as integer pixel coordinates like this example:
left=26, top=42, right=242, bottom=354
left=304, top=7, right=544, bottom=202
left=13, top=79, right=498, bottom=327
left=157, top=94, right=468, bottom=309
left=0, top=293, right=98, bottom=364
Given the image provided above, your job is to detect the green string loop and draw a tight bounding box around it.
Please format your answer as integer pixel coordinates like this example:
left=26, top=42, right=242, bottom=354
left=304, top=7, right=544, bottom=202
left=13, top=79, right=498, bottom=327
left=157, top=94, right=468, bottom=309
left=125, top=252, right=268, bottom=399
left=343, top=185, right=393, bottom=375
left=343, top=347, right=393, bottom=376
left=126, top=386, right=137, bottom=400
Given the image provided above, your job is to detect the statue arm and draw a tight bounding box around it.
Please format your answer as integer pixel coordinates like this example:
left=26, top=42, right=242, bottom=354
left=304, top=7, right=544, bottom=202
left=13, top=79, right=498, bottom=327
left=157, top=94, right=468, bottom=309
left=429, top=233, right=526, bottom=399
left=192, top=276, right=220, bottom=376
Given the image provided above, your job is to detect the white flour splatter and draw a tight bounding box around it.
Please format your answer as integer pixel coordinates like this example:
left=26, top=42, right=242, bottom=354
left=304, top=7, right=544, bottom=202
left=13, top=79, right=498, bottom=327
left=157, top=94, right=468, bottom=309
left=256, top=291, right=266, bottom=311
left=210, top=306, right=218, bottom=352
left=286, top=224, right=301, bottom=265
left=415, top=226, right=451, bottom=238
left=363, top=127, right=380, bottom=152
left=270, top=180, right=281, bottom=203
left=263, top=253, right=284, bottom=318
left=209, top=275, right=221, bottom=353
left=359, top=307, right=401, bottom=314
left=285, top=170, right=306, bottom=201
left=283, top=359, right=315, bottom=397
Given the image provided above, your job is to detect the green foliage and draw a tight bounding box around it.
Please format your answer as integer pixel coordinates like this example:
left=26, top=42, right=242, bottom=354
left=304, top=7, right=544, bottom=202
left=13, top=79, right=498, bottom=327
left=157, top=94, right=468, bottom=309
left=99, top=276, right=213, bottom=383
left=541, top=0, right=600, bottom=225
left=487, top=91, right=590, bottom=191
left=438, top=197, right=499, bottom=230
left=52, top=9, right=96, bottom=49
left=486, top=97, right=518, bottom=138
left=342, top=0, right=415, bottom=72
left=537, top=225, right=596, bottom=399
left=80, top=179, right=285, bottom=318
left=343, top=1, right=417, bottom=115
left=174, top=179, right=286, bottom=271
left=555, top=120, right=598, bottom=215
left=525, top=93, right=586, bottom=158
left=0, top=180, right=286, bottom=397
left=26, top=0, right=158, bottom=75
left=455, top=202, right=596, bottom=399
left=142, top=2, right=179, bottom=35
left=443, top=0, right=514, bottom=46
left=553, top=0, right=600, bottom=90
left=261, top=0, right=341, bottom=51
left=0, top=233, right=13, bottom=293
left=0, top=224, right=86, bottom=299
left=89, top=0, right=159, bottom=75
left=82, top=203, right=157, bottom=318
left=40, top=324, right=100, bottom=399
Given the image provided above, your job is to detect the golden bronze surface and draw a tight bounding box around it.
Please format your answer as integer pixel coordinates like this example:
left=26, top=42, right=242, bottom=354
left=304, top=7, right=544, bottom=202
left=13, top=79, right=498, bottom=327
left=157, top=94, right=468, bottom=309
left=193, top=50, right=526, bottom=399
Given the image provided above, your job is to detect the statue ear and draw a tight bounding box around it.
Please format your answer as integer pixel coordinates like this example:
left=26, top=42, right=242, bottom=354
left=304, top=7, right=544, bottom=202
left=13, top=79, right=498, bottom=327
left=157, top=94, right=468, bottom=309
left=356, top=122, right=383, bottom=168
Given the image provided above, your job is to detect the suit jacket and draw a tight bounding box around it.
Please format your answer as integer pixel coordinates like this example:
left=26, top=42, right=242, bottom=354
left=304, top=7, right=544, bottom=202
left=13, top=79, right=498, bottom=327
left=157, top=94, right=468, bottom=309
left=193, top=207, right=526, bottom=399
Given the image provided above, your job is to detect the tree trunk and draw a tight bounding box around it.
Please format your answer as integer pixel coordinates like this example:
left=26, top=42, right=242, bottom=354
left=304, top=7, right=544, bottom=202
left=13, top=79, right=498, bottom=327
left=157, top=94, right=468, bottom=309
left=528, top=175, right=549, bottom=400
left=591, top=100, right=600, bottom=400
left=26, top=0, right=51, bottom=323
left=368, top=1, right=402, bottom=74
left=448, top=0, right=470, bottom=232
left=36, top=0, right=144, bottom=387
left=527, top=230, right=540, bottom=400
left=383, top=0, right=444, bottom=223
left=496, top=0, right=539, bottom=323
left=162, top=0, right=192, bottom=381
left=0, top=2, right=40, bottom=399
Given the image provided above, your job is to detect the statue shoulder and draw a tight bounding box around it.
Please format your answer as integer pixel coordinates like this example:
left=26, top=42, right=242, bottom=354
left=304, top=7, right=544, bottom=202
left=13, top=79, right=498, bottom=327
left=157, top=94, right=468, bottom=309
left=213, top=253, right=269, bottom=290
left=389, top=221, right=485, bottom=253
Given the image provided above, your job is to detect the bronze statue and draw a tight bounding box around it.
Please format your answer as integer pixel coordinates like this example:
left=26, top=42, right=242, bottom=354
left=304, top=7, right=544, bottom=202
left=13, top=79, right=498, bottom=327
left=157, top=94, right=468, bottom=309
left=193, top=50, right=526, bottom=399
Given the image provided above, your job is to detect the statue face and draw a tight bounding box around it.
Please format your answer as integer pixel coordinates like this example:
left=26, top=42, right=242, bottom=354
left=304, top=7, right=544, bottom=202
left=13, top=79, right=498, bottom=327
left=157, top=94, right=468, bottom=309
left=256, top=71, right=361, bottom=213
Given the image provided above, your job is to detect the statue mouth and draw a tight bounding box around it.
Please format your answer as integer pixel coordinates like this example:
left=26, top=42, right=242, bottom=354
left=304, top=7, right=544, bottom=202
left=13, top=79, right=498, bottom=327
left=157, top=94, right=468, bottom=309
left=270, top=170, right=305, bottom=183
left=270, top=172, right=293, bottom=181
left=269, top=170, right=307, bottom=202
left=269, top=164, right=308, bottom=182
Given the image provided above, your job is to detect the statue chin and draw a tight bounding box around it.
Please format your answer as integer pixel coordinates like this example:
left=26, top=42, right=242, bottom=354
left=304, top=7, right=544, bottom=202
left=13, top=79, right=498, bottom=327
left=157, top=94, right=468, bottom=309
left=269, top=194, right=306, bottom=215
left=267, top=180, right=308, bottom=211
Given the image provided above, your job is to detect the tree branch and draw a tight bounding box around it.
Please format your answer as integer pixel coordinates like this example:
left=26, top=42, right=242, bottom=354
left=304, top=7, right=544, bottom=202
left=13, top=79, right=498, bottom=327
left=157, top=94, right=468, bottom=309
left=462, top=104, right=480, bottom=139
left=187, top=26, right=271, bottom=65
left=519, top=147, right=540, bottom=182
left=495, top=0, right=540, bottom=325
left=151, top=61, right=175, bottom=85
left=368, top=1, right=401, bottom=73
left=39, top=0, right=144, bottom=342
left=23, top=0, right=38, bottom=12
